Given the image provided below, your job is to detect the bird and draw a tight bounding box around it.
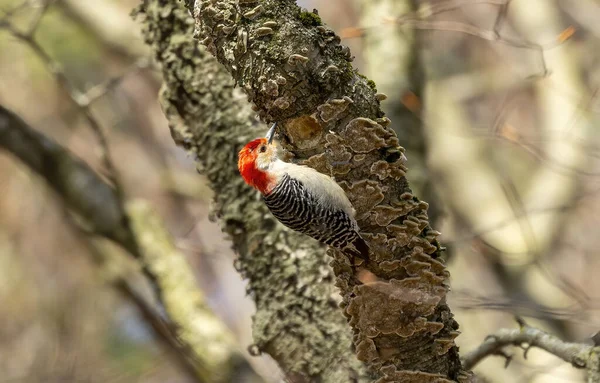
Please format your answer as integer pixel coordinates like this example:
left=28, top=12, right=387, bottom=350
left=238, top=123, right=369, bottom=266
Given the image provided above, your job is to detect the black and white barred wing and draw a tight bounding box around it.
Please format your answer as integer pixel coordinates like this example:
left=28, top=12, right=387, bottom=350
left=263, top=174, right=369, bottom=261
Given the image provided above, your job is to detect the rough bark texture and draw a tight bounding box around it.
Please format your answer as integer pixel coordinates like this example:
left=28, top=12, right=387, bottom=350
left=188, top=0, right=466, bottom=381
left=136, top=1, right=368, bottom=382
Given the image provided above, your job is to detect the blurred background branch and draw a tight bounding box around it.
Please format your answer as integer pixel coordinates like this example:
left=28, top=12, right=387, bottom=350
left=463, top=318, right=600, bottom=382
left=57, top=0, right=149, bottom=60
left=0, top=103, right=256, bottom=383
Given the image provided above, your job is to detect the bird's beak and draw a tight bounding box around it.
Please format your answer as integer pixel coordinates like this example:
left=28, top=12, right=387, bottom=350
left=266, top=122, right=277, bottom=145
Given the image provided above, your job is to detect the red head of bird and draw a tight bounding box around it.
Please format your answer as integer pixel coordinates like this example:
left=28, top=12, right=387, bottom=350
left=238, top=124, right=280, bottom=194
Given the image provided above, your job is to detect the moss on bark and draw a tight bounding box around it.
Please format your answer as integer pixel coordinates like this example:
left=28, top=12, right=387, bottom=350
left=136, top=1, right=367, bottom=381
left=189, top=0, right=468, bottom=381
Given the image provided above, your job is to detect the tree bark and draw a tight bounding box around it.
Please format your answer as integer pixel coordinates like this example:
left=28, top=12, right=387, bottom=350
left=183, top=0, right=466, bottom=381
left=136, top=1, right=368, bottom=382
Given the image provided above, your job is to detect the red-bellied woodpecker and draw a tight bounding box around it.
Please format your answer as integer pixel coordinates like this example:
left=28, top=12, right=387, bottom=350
left=238, top=123, right=369, bottom=265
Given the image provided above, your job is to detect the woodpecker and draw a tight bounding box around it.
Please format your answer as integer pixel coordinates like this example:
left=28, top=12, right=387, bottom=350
left=238, top=123, right=369, bottom=265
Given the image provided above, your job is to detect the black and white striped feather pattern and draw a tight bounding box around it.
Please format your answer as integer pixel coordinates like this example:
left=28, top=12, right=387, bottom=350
left=263, top=174, right=369, bottom=262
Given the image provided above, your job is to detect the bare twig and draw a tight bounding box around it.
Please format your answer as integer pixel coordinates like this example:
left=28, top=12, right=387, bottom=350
left=0, top=0, right=34, bottom=22
left=473, top=132, right=600, bottom=177
left=65, top=228, right=206, bottom=383
left=81, top=57, right=152, bottom=106
left=342, top=0, right=507, bottom=38
left=26, top=0, right=52, bottom=36
left=344, top=0, right=559, bottom=79
left=451, top=289, right=600, bottom=327
left=57, top=0, right=150, bottom=60
left=462, top=319, right=600, bottom=382
left=112, top=279, right=209, bottom=383
left=0, top=6, right=126, bottom=202
left=444, top=183, right=600, bottom=246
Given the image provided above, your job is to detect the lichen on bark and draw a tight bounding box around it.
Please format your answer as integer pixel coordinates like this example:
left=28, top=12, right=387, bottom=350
left=135, top=1, right=367, bottom=381
left=189, top=0, right=467, bottom=381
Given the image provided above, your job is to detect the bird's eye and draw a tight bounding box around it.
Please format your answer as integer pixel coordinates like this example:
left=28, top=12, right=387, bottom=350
left=259, top=145, right=267, bottom=153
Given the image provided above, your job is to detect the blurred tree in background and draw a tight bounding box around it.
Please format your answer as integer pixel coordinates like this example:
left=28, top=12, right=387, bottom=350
left=1, top=0, right=600, bottom=382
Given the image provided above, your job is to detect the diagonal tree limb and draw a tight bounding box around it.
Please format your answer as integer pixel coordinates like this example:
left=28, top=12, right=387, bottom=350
left=188, top=0, right=466, bottom=381
left=78, top=236, right=208, bottom=383
left=135, top=1, right=368, bottom=382
left=0, top=103, right=252, bottom=383
left=0, top=104, right=133, bottom=250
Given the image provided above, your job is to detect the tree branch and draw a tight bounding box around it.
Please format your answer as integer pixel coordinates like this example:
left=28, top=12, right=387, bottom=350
left=125, top=199, right=247, bottom=383
left=0, top=16, right=125, bottom=198
left=0, top=103, right=133, bottom=248
left=0, top=103, right=250, bottom=383
left=462, top=320, right=600, bottom=383
left=135, top=1, right=368, bottom=382
left=189, top=0, right=465, bottom=381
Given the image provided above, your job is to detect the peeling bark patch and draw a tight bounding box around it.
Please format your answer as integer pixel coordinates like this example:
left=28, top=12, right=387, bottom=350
left=302, top=153, right=331, bottom=175
left=386, top=224, right=414, bottom=247
left=341, top=118, right=399, bottom=153
left=262, top=79, right=279, bottom=96
left=339, top=180, right=384, bottom=219
left=360, top=233, right=394, bottom=262
left=323, top=133, right=352, bottom=175
left=255, top=27, right=274, bottom=37
left=434, top=332, right=460, bottom=356
left=273, top=97, right=291, bottom=109
left=317, top=96, right=353, bottom=122
left=243, top=5, right=263, bottom=19
left=288, top=53, right=309, bottom=66
left=384, top=213, right=433, bottom=251
left=371, top=160, right=407, bottom=180
left=355, top=337, right=378, bottom=363
left=370, top=205, right=417, bottom=227
left=285, top=114, right=323, bottom=150
left=347, top=279, right=446, bottom=338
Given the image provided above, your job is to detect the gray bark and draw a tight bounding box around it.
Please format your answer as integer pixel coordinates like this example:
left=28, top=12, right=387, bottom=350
left=136, top=1, right=367, bottom=382
left=183, top=0, right=466, bottom=381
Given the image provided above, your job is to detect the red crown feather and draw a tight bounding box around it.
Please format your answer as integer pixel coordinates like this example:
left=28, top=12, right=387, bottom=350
left=238, top=138, right=273, bottom=194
